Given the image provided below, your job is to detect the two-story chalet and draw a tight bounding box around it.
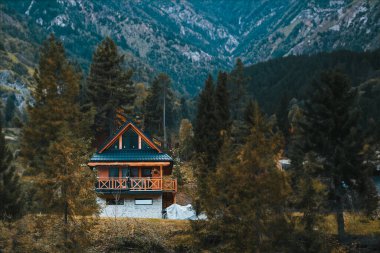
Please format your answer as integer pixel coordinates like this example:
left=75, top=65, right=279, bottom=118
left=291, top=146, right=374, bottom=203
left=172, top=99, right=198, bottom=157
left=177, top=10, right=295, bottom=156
left=88, top=121, right=177, bottom=218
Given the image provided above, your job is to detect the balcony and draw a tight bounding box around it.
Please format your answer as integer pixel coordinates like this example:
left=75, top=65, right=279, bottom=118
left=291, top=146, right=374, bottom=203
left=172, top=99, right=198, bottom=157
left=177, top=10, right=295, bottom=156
left=96, top=177, right=177, bottom=192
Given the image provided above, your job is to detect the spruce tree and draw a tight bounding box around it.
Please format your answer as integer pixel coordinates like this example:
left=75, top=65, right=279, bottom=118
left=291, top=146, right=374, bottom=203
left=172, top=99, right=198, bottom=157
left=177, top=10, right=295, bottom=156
left=0, top=116, right=22, bottom=219
left=193, top=74, right=220, bottom=207
left=215, top=71, right=230, bottom=138
left=20, top=35, right=98, bottom=250
left=203, top=103, right=292, bottom=252
left=144, top=73, right=174, bottom=144
left=87, top=37, right=135, bottom=138
left=22, top=34, right=90, bottom=173
left=293, top=70, right=378, bottom=241
left=193, top=74, right=219, bottom=168
left=228, top=58, right=249, bottom=120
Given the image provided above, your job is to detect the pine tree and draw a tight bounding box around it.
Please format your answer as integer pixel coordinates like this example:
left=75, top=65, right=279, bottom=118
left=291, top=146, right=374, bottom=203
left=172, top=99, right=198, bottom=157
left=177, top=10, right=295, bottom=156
left=193, top=74, right=219, bottom=168
left=178, top=119, right=194, bottom=161
left=87, top=37, right=135, bottom=138
left=20, top=35, right=98, bottom=251
left=180, top=97, right=189, bottom=119
left=193, top=75, right=219, bottom=206
left=228, top=58, right=249, bottom=120
left=43, top=127, right=98, bottom=251
left=215, top=71, right=230, bottom=141
left=144, top=73, right=174, bottom=145
left=22, top=34, right=91, bottom=174
left=202, top=103, right=292, bottom=252
left=0, top=116, right=22, bottom=219
left=293, top=70, right=378, bottom=241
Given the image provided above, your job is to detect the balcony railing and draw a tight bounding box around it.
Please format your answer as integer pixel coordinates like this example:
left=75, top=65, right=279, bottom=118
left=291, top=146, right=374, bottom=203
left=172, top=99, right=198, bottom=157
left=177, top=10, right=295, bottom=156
left=96, top=177, right=177, bottom=192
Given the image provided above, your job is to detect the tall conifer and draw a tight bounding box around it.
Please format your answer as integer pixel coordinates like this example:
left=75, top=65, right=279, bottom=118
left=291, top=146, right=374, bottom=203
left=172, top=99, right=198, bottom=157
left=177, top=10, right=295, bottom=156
left=202, top=103, right=292, bottom=252
left=87, top=37, right=135, bottom=138
left=0, top=116, right=22, bottom=219
left=193, top=75, right=219, bottom=206
left=144, top=73, right=174, bottom=143
left=229, top=58, right=249, bottom=120
left=215, top=71, right=230, bottom=138
left=20, top=35, right=98, bottom=251
left=292, top=70, right=378, bottom=240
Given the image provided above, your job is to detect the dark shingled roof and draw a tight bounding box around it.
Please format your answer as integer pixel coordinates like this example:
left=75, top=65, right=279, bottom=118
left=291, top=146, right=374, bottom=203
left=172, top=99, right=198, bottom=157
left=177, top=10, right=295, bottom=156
left=89, top=149, right=173, bottom=163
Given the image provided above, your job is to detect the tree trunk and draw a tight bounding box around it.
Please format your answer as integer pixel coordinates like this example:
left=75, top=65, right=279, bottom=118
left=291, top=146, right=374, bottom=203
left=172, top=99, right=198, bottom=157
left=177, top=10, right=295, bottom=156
left=163, top=83, right=167, bottom=149
left=335, top=189, right=346, bottom=241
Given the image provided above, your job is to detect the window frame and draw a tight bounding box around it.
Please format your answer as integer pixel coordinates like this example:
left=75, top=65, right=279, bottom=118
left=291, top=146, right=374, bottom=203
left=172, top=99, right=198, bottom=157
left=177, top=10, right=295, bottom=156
left=134, top=199, right=153, bottom=205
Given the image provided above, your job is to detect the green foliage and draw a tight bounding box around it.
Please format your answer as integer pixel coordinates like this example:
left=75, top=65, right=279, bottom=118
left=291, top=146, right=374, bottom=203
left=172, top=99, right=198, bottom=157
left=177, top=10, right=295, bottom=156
left=144, top=73, right=175, bottom=141
left=199, top=104, right=293, bottom=252
left=193, top=75, right=220, bottom=204
left=215, top=71, right=230, bottom=140
left=228, top=58, right=249, bottom=120
left=21, top=34, right=92, bottom=174
left=178, top=119, right=194, bottom=161
left=19, top=35, right=98, bottom=251
left=0, top=116, right=22, bottom=220
left=87, top=37, right=135, bottom=138
left=244, top=49, right=380, bottom=117
left=290, top=70, right=379, bottom=240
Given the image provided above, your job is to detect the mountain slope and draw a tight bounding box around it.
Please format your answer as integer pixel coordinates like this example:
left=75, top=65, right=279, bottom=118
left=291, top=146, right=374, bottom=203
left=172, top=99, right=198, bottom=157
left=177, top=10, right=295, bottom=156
left=1, top=0, right=380, bottom=95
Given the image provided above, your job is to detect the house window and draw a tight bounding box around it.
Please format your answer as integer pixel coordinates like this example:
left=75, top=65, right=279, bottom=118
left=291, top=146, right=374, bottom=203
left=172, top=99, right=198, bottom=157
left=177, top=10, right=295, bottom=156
left=122, top=129, right=138, bottom=149
left=106, top=199, right=124, bottom=205
left=122, top=167, right=129, bottom=178
left=129, top=167, right=139, bottom=177
left=142, top=168, right=152, bottom=177
left=135, top=199, right=153, bottom=205
left=109, top=168, right=119, bottom=178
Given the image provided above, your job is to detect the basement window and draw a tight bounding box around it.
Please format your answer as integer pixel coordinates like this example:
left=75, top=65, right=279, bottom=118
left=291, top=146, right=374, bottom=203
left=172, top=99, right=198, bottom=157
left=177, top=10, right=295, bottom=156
left=135, top=199, right=153, bottom=205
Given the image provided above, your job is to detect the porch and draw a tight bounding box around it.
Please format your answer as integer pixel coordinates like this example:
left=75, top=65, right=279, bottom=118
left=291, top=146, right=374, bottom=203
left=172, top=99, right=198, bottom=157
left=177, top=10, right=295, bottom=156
left=96, top=177, right=177, bottom=192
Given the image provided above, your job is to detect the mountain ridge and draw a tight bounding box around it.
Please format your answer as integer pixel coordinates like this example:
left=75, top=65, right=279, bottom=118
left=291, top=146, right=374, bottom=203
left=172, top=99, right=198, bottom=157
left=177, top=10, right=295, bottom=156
left=1, top=0, right=379, bottom=95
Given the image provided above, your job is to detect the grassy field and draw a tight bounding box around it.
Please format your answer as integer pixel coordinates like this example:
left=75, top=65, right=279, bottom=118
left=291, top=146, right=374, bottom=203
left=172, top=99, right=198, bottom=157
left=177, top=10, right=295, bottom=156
left=88, top=213, right=380, bottom=253
left=89, top=217, right=192, bottom=253
left=1, top=213, right=379, bottom=252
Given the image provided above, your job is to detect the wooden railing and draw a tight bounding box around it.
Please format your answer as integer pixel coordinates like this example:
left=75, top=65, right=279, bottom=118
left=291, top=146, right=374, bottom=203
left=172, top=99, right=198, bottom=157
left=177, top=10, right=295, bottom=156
left=96, top=177, right=177, bottom=192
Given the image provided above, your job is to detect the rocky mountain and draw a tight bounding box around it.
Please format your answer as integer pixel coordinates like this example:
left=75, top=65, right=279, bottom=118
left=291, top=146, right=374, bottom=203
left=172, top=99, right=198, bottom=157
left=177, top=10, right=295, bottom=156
left=1, top=0, right=379, bottom=97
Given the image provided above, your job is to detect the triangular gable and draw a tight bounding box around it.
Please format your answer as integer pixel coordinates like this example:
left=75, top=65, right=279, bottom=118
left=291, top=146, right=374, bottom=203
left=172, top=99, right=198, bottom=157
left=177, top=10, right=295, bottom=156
left=98, top=121, right=162, bottom=153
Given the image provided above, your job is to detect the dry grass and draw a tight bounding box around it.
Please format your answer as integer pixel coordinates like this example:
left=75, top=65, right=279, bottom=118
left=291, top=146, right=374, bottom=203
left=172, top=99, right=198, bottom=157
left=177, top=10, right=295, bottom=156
left=89, top=217, right=192, bottom=253
left=323, top=213, right=380, bottom=237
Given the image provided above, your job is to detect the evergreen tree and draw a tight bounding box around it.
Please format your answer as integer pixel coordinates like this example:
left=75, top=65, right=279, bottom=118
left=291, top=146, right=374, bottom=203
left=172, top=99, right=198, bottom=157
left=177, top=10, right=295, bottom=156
left=20, top=35, right=98, bottom=250
left=87, top=37, right=135, bottom=138
left=202, top=104, right=292, bottom=252
left=4, top=94, right=16, bottom=125
left=193, top=75, right=219, bottom=206
left=43, top=127, right=98, bottom=251
left=0, top=116, right=22, bottom=219
left=180, top=97, right=189, bottom=120
left=215, top=71, right=230, bottom=138
left=292, top=70, right=378, bottom=241
left=193, top=74, right=219, bottom=168
left=228, top=58, right=249, bottom=120
left=178, top=119, right=194, bottom=161
left=22, top=34, right=91, bottom=174
left=144, top=73, right=174, bottom=145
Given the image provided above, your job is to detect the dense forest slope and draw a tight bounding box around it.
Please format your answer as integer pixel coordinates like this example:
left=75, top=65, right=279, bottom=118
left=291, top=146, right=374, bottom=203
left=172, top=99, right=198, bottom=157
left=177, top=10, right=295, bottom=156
left=245, top=49, right=380, bottom=114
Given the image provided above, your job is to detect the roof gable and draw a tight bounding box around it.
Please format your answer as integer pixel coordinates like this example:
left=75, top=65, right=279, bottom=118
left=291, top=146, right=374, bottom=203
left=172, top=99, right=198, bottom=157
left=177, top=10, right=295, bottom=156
left=98, top=121, right=161, bottom=153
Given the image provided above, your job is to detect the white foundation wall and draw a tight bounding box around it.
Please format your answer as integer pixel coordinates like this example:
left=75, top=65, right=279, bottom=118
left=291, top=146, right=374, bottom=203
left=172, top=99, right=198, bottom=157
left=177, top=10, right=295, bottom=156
left=97, top=194, right=163, bottom=218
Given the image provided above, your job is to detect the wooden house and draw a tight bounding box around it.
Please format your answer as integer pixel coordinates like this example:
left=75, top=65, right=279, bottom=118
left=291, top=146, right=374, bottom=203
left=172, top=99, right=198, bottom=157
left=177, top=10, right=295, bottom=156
left=88, top=121, right=177, bottom=218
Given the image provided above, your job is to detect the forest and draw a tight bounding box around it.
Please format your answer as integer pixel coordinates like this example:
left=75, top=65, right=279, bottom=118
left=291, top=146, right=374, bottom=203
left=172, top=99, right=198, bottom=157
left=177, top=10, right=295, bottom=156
left=0, top=34, right=380, bottom=253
